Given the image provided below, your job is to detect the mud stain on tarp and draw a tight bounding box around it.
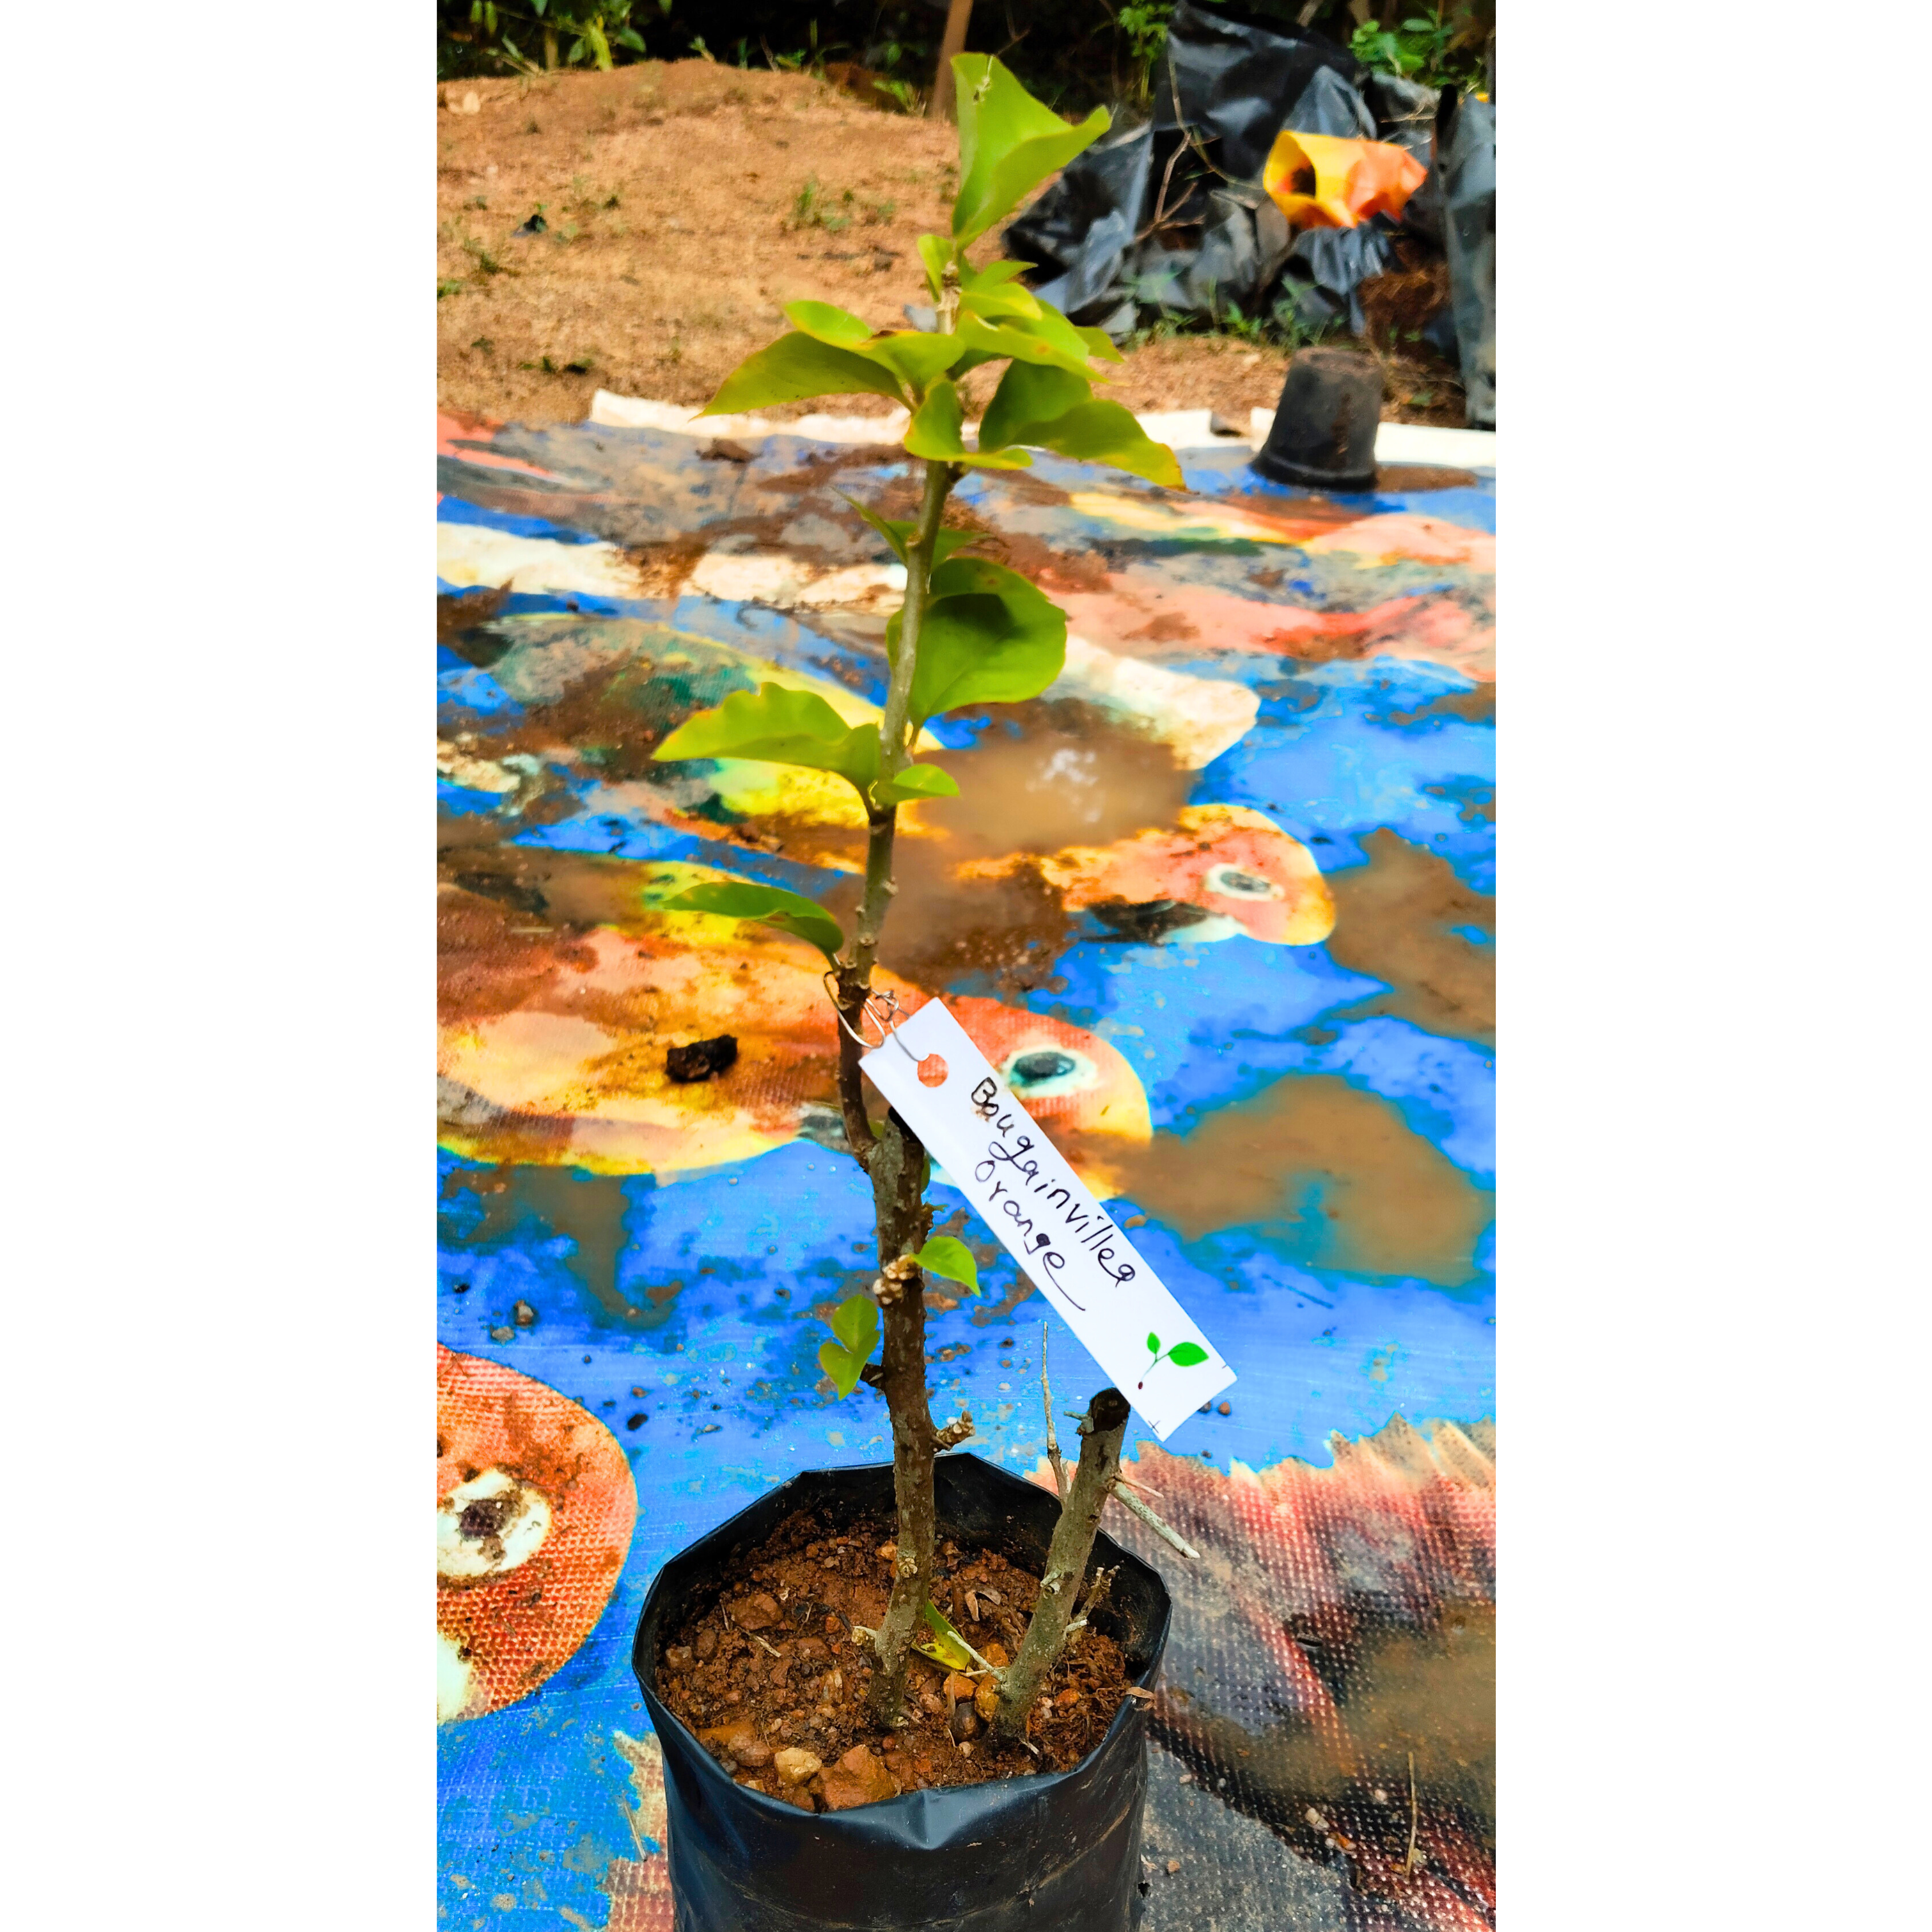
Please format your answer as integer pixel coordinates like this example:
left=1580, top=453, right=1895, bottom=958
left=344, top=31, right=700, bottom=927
left=1324, top=830, right=1494, bottom=1045
left=438, top=884, right=598, bottom=1026
left=444, top=1162, right=641, bottom=1316
left=1380, top=683, right=1496, bottom=729
left=859, top=707, right=1193, bottom=994
left=920, top=704, right=1196, bottom=859
left=864, top=858, right=1076, bottom=999
left=1114, top=1074, right=1492, bottom=1285
left=438, top=582, right=515, bottom=645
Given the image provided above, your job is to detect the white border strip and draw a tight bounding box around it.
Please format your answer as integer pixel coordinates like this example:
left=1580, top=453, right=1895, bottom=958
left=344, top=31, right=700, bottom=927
left=586, top=390, right=1495, bottom=470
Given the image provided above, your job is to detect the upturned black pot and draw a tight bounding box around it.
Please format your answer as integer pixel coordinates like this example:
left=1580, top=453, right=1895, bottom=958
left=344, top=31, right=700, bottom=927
left=632, top=1453, right=1173, bottom=1932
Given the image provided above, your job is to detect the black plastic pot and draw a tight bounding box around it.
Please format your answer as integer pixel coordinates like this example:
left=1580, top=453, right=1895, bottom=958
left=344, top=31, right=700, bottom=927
left=632, top=1454, right=1173, bottom=1932
left=1251, top=345, right=1384, bottom=493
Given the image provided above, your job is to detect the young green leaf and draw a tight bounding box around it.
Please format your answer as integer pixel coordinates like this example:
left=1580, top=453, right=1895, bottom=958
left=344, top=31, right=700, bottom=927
left=819, top=1340, right=866, bottom=1399
left=866, top=330, right=969, bottom=390
left=652, top=683, right=880, bottom=799
left=902, top=558, right=1068, bottom=725
left=1168, top=1341, right=1211, bottom=1367
left=959, top=282, right=1043, bottom=323
left=829, top=1291, right=880, bottom=1357
left=817, top=1293, right=880, bottom=1399
left=960, top=257, right=1034, bottom=291
left=872, top=762, right=960, bottom=807
left=841, top=494, right=982, bottom=569
left=702, top=332, right=906, bottom=415
left=951, top=54, right=1111, bottom=246
left=783, top=299, right=876, bottom=350
left=914, top=1599, right=975, bottom=1670
left=1076, top=325, right=1125, bottom=364
left=904, top=379, right=1032, bottom=469
left=916, top=232, right=954, bottom=302
left=954, top=313, right=1095, bottom=380
left=978, top=361, right=1093, bottom=453
left=658, top=880, right=847, bottom=963
left=1010, top=398, right=1185, bottom=489
left=912, top=1235, right=979, bottom=1294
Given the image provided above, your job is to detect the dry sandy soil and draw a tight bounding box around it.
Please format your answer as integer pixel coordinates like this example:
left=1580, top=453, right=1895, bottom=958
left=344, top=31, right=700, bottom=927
left=436, top=60, right=1461, bottom=430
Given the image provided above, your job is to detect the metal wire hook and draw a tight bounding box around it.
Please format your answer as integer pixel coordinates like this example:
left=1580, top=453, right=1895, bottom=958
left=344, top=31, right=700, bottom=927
left=823, top=977, right=922, bottom=1061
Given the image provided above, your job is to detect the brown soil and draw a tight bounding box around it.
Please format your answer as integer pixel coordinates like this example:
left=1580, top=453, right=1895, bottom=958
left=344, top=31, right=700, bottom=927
left=653, top=1505, right=1132, bottom=1809
left=436, top=62, right=1464, bottom=430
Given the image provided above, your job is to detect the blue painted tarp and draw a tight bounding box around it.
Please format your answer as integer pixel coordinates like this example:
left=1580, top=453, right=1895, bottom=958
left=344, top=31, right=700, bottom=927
left=436, top=412, right=1495, bottom=1931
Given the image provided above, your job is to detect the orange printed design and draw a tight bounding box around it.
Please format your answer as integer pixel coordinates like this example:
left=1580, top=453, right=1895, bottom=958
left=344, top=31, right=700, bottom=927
left=437, top=1345, right=637, bottom=1723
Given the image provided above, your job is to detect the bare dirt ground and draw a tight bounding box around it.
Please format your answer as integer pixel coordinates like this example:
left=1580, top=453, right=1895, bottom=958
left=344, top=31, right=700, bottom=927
left=436, top=61, right=1461, bottom=430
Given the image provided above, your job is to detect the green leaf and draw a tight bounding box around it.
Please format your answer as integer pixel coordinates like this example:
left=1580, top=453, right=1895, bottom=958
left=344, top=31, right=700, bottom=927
left=904, top=379, right=1032, bottom=469
left=954, top=313, right=1095, bottom=380
left=979, top=361, right=1092, bottom=453
left=961, top=258, right=1033, bottom=290
left=951, top=54, right=1110, bottom=246
left=866, top=330, right=969, bottom=390
left=914, top=1600, right=974, bottom=1670
left=903, top=558, right=1068, bottom=725
left=960, top=282, right=1042, bottom=323
left=783, top=299, right=876, bottom=350
left=872, top=762, right=960, bottom=807
left=913, top=1235, right=979, bottom=1294
left=658, top=881, right=846, bottom=963
left=1016, top=398, right=1185, bottom=489
left=819, top=1340, right=866, bottom=1399
left=1168, top=1341, right=1211, bottom=1367
left=1077, top=325, right=1125, bottom=364
left=841, top=494, right=981, bottom=568
left=702, top=333, right=906, bottom=416
left=1147, top=1332, right=1160, bottom=1354
left=829, top=1291, right=880, bottom=1357
left=916, top=233, right=954, bottom=302
left=652, top=683, right=880, bottom=799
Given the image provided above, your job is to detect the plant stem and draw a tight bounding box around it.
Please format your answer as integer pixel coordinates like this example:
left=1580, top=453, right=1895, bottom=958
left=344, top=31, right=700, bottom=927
left=839, top=426, right=958, bottom=1724
left=832, top=455, right=955, bottom=1156
left=989, top=1388, right=1131, bottom=1741
left=863, top=1112, right=940, bottom=1725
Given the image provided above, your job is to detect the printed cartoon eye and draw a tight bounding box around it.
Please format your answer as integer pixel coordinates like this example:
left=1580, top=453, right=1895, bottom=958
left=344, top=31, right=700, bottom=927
left=1002, top=1046, right=1099, bottom=1099
left=1203, top=864, right=1283, bottom=900
left=437, top=1467, right=554, bottom=1581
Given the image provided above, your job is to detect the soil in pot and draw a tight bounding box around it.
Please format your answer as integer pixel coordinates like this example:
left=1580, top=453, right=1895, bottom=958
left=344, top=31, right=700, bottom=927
left=653, top=1502, right=1133, bottom=1812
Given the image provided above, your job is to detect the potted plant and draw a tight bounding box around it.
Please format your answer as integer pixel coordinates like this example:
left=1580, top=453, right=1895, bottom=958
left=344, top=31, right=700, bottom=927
left=630, top=56, right=1204, bottom=1931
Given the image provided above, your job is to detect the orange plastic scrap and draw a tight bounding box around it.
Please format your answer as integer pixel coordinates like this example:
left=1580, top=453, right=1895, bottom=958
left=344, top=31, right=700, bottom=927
left=1262, top=129, right=1427, bottom=231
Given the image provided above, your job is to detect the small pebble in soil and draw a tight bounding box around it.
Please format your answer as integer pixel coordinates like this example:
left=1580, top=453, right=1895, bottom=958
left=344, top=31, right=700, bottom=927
left=513, top=1300, right=537, bottom=1326
left=1166, top=1859, right=1182, bottom=1875
left=1218, top=1401, right=1232, bottom=1415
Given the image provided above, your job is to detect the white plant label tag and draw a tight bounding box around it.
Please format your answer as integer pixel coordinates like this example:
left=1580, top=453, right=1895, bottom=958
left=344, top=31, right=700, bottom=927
left=860, top=998, right=1235, bottom=1440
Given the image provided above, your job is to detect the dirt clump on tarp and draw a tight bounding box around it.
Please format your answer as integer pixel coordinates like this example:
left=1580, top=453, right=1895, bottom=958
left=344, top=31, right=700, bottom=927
left=654, top=1505, right=1131, bottom=1807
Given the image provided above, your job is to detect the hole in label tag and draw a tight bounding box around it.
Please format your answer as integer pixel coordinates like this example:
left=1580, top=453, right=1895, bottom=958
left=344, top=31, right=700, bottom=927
left=917, top=1053, right=949, bottom=1088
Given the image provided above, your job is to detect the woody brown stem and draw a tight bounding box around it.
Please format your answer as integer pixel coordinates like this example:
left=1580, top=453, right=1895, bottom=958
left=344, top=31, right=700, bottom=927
left=989, top=1388, right=1131, bottom=1741
left=863, top=1111, right=943, bottom=1725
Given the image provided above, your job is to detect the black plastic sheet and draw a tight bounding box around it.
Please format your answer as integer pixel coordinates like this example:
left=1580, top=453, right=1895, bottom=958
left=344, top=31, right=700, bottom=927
left=1436, top=88, right=1496, bottom=428
left=1006, top=2, right=1457, bottom=350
